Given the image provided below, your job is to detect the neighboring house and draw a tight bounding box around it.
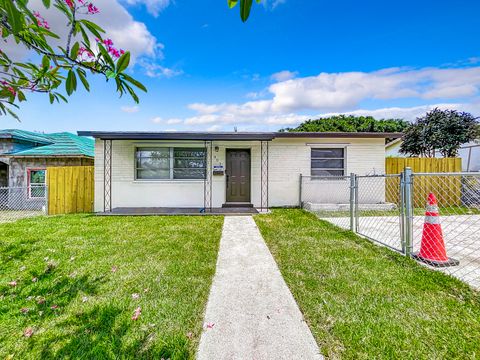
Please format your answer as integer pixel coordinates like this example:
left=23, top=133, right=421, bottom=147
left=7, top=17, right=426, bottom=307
left=385, top=138, right=480, bottom=172
left=385, top=138, right=403, bottom=157
left=78, top=131, right=402, bottom=212
left=0, top=130, right=94, bottom=209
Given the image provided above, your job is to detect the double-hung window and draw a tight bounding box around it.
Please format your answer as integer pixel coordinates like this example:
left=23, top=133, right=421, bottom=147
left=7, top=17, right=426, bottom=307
left=28, top=169, right=46, bottom=198
left=311, top=148, right=345, bottom=176
left=135, top=147, right=206, bottom=180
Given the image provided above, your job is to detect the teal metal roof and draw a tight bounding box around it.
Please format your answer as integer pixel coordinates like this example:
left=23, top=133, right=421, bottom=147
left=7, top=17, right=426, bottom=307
left=0, top=129, right=54, bottom=145
left=1, top=130, right=94, bottom=158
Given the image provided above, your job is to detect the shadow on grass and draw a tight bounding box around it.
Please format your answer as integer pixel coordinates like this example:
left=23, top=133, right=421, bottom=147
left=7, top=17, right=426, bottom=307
left=38, top=304, right=191, bottom=359
left=0, top=238, right=39, bottom=269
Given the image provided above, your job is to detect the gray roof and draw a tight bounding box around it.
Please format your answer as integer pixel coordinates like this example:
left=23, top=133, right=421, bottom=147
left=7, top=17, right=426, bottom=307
left=77, top=131, right=403, bottom=141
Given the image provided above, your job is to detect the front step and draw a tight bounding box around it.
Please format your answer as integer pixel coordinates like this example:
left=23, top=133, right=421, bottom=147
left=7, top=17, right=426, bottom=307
left=222, top=202, right=254, bottom=208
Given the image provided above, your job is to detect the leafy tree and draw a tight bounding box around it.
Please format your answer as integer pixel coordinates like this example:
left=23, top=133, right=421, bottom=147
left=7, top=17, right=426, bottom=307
left=0, top=0, right=146, bottom=119
left=280, top=115, right=409, bottom=133
left=228, top=0, right=262, bottom=22
left=400, top=108, right=480, bottom=157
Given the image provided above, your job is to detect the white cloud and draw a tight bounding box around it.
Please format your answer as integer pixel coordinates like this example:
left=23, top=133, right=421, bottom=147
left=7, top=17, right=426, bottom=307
left=271, top=70, right=297, bottom=82
left=140, top=60, right=183, bottom=78
left=154, top=64, right=480, bottom=131
left=151, top=117, right=183, bottom=124
left=124, top=0, right=171, bottom=17
left=262, top=0, right=286, bottom=10
left=269, top=66, right=480, bottom=112
left=121, top=105, right=140, bottom=113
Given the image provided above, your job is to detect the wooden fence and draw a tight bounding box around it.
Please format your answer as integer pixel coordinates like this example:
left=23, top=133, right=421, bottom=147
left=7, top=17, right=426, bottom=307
left=47, top=166, right=94, bottom=215
left=385, top=158, right=462, bottom=206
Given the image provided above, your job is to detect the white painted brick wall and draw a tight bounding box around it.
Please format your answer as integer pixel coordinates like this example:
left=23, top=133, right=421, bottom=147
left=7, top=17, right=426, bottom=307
left=93, top=137, right=386, bottom=211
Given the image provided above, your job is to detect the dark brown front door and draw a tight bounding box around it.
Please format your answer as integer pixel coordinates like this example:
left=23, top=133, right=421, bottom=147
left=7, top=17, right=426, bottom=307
left=226, top=149, right=251, bottom=203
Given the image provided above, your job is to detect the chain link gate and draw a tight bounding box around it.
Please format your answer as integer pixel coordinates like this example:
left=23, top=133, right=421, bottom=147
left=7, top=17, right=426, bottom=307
left=301, top=169, right=480, bottom=289
left=354, top=174, right=404, bottom=252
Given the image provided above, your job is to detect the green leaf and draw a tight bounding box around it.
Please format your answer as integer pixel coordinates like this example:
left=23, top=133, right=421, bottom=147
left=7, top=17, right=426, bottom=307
left=41, top=55, right=49, bottom=69
left=240, top=0, right=253, bottom=22
left=4, top=0, right=24, bottom=34
left=17, top=90, right=26, bottom=102
left=65, top=70, right=77, bottom=95
left=228, top=0, right=238, bottom=8
left=116, top=51, right=130, bottom=73
left=123, top=83, right=139, bottom=104
left=79, top=27, right=91, bottom=47
left=70, top=42, right=80, bottom=59
left=81, top=19, right=105, bottom=40
left=49, top=92, right=55, bottom=104
left=105, top=70, right=116, bottom=79
left=42, top=0, right=51, bottom=8
left=55, top=92, right=68, bottom=103
left=121, top=73, right=147, bottom=92
left=76, top=69, right=90, bottom=91
left=98, top=44, right=115, bottom=69
left=6, top=108, right=20, bottom=122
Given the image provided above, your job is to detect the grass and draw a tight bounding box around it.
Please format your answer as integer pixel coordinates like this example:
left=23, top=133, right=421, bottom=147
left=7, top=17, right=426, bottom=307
left=0, top=214, right=223, bottom=359
left=255, top=209, right=480, bottom=359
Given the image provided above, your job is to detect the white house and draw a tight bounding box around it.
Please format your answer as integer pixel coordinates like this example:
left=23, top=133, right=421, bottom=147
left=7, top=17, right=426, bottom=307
left=78, top=131, right=401, bottom=213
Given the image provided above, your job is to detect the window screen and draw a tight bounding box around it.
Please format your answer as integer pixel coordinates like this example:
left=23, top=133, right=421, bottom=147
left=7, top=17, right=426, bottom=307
left=311, top=148, right=345, bottom=176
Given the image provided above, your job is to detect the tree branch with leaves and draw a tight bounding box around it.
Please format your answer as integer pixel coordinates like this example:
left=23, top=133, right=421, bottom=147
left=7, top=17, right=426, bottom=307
left=0, top=0, right=146, bottom=120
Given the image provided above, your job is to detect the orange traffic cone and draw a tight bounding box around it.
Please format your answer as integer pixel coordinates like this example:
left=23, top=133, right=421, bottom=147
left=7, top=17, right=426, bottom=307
left=412, top=193, right=459, bottom=267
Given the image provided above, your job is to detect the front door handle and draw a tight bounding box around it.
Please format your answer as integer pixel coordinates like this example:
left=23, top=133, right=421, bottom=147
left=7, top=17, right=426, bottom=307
left=226, top=174, right=229, bottom=188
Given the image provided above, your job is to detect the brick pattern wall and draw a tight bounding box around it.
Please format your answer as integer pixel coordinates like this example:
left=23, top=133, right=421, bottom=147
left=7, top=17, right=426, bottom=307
left=94, top=137, right=386, bottom=210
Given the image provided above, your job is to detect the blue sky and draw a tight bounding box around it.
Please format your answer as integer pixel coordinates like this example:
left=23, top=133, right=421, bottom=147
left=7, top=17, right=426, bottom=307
left=6, top=0, right=480, bottom=132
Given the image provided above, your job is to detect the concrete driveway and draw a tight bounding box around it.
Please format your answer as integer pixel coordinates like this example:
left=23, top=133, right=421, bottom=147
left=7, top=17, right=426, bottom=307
left=322, top=214, right=480, bottom=289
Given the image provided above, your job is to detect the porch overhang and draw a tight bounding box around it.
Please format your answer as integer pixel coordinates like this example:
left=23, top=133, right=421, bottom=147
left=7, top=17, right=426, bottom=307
left=77, top=131, right=275, bottom=141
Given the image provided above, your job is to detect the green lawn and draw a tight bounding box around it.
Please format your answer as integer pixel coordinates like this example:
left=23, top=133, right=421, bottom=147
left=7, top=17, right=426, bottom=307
left=0, top=214, right=223, bottom=359
left=255, top=209, right=480, bottom=359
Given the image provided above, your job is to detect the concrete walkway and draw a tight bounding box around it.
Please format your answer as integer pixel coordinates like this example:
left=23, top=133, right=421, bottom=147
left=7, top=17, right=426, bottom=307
left=197, top=216, right=322, bottom=360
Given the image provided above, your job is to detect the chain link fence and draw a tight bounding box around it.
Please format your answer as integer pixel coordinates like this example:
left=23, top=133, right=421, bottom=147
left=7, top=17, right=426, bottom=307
left=301, top=171, right=480, bottom=289
left=0, top=186, right=47, bottom=223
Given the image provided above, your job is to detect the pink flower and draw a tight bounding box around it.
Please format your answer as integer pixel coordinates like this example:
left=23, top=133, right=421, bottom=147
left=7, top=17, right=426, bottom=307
left=33, top=11, right=50, bottom=29
left=20, top=307, right=29, bottom=314
left=103, top=38, right=113, bottom=46
left=78, top=47, right=94, bottom=59
left=50, top=304, right=59, bottom=310
left=24, top=328, right=34, bottom=338
left=65, top=0, right=74, bottom=7
left=87, top=3, right=99, bottom=14
left=204, top=322, right=215, bottom=329
left=131, top=293, right=140, bottom=300
left=111, top=266, right=117, bottom=273
left=8, top=281, right=17, bottom=287
left=131, top=307, right=141, bottom=320
left=186, top=332, right=193, bottom=339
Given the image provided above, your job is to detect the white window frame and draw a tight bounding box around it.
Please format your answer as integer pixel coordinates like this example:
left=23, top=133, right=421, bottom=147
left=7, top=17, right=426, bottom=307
left=134, top=146, right=206, bottom=181
left=310, top=147, right=346, bottom=176
left=27, top=168, right=47, bottom=199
